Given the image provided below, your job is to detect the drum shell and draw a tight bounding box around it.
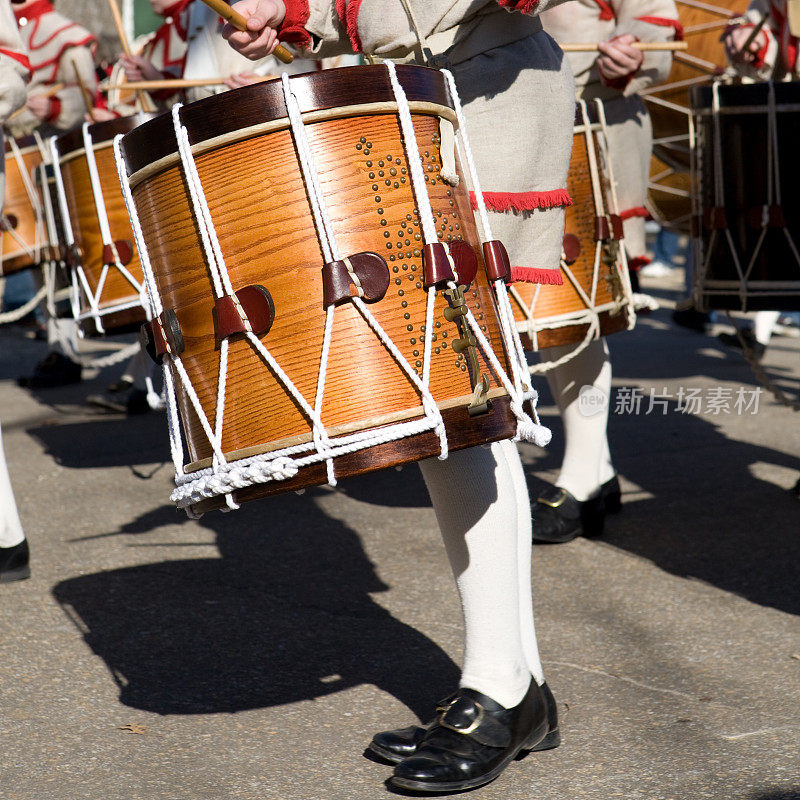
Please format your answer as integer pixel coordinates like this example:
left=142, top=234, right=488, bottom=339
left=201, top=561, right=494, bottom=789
left=121, top=66, right=518, bottom=506
left=512, top=105, right=632, bottom=350
left=2, top=135, right=47, bottom=276
left=646, top=0, right=749, bottom=229
left=692, top=82, right=800, bottom=311
left=54, top=115, right=150, bottom=335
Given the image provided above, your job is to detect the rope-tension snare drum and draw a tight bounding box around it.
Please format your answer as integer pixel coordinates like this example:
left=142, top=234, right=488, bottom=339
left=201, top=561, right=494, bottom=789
left=116, top=64, right=547, bottom=514
left=691, top=82, right=800, bottom=312
left=644, top=0, right=749, bottom=230
left=51, top=115, right=152, bottom=335
left=1, top=134, right=48, bottom=276
left=510, top=100, right=635, bottom=368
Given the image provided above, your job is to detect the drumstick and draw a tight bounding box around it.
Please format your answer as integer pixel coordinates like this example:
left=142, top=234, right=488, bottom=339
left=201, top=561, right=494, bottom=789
left=72, top=60, right=95, bottom=115
left=197, top=0, right=295, bottom=64
left=105, top=0, right=158, bottom=113
left=105, top=76, right=277, bottom=91
left=560, top=41, right=689, bottom=52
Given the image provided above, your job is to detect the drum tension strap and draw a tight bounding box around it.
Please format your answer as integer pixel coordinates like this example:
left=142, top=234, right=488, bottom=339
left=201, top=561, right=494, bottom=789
left=322, top=251, right=390, bottom=307
left=747, top=205, right=786, bottom=229
left=103, top=240, right=134, bottom=267
left=213, top=285, right=276, bottom=345
left=482, top=240, right=512, bottom=282
left=141, top=309, right=185, bottom=365
left=0, top=214, right=18, bottom=231
left=423, top=241, right=478, bottom=289
left=595, top=215, right=624, bottom=241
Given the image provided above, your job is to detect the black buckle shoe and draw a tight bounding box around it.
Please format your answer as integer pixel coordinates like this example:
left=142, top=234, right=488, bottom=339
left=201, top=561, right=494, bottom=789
left=389, top=679, right=551, bottom=793
left=532, top=485, right=605, bottom=543
left=369, top=682, right=559, bottom=766
left=0, top=539, right=30, bottom=583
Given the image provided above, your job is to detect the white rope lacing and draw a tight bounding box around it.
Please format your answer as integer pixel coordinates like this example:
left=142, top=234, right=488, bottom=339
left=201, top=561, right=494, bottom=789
left=437, top=66, right=548, bottom=444
left=3, top=136, right=44, bottom=261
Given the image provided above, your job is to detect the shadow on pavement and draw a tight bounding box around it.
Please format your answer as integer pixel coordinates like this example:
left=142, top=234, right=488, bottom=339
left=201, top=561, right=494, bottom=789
left=52, top=494, right=460, bottom=718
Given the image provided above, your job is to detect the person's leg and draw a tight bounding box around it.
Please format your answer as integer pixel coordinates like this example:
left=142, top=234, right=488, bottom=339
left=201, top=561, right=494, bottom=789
left=0, top=421, right=30, bottom=583
left=418, top=442, right=532, bottom=708
left=544, top=338, right=612, bottom=502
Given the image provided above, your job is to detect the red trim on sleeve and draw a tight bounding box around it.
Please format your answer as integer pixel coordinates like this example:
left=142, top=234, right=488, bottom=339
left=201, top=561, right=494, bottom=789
left=627, top=256, right=651, bottom=271
left=0, top=49, right=32, bottom=77
left=619, top=206, right=650, bottom=221
left=498, top=0, right=540, bottom=12
left=635, top=16, right=684, bottom=41
left=46, top=95, right=61, bottom=123
left=278, top=0, right=311, bottom=48
left=594, top=0, right=614, bottom=22
left=726, top=21, right=772, bottom=68
left=470, top=189, right=573, bottom=213
left=510, top=267, right=564, bottom=285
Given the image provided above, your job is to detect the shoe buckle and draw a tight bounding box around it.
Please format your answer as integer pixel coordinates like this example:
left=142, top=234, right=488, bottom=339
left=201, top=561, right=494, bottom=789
left=438, top=701, right=485, bottom=735
left=538, top=488, right=567, bottom=509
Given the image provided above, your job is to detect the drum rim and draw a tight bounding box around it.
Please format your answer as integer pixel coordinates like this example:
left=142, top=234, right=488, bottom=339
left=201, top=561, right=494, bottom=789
left=54, top=111, right=156, bottom=161
left=120, top=64, right=453, bottom=177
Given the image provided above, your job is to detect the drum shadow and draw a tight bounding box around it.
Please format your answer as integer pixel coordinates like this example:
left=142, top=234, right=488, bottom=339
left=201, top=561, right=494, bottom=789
left=28, top=414, right=170, bottom=470
left=599, top=401, right=800, bottom=617
left=52, top=494, right=460, bottom=717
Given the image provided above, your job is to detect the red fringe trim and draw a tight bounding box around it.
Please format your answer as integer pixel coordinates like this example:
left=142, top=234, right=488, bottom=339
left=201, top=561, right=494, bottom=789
left=635, top=16, right=685, bottom=41
left=344, top=0, right=365, bottom=53
left=627, top=256, right=651, bottom=271
left=619, top=206, right=651, bottom=221
left=470, top=189, right=573, bottom=213
left=511, top=267, right=564, bottom=285
left=594, top=0, right=614, bottom=21
left=278, top=0, right=311, bottom=48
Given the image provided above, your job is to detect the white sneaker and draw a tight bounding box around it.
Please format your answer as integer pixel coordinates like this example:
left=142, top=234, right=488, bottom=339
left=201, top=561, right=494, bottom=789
left=639, top=260, right=673, bottom=277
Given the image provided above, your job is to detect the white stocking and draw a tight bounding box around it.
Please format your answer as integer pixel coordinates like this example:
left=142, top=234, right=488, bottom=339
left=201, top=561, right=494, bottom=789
left=543, top=338, right=613, bottom=501
left=0, top=422, right=25, bottom=549
left=418, top=440, right=544, bottom=708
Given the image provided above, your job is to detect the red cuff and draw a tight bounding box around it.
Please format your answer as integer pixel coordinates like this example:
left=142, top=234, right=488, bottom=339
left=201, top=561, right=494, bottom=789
left=46, top=96, right=62, bottom=123
left=497, top=0, right=539, bottom=12
left=278, top=0, right=311, bottom=48
left=595, top=0, right=614, bottom=21
left=724, top=22, right=771, bottom=69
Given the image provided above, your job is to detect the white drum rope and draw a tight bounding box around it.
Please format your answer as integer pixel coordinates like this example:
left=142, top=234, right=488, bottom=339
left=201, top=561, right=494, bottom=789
left=5, top=137, right=44, bottom=261
left=0, top=283, right=47, bottom=324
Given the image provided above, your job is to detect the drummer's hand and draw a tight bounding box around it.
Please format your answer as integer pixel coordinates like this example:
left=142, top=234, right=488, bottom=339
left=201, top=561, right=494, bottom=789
left=223, top=0, right=286, bottom=60
left=597, top=34, right=644, bottom=81
left=724, top=26, right=767, bottom=65
left=224, top=71, right=273, bottom=89
left=86, top=107, right=117, bottom=123
left=26, top=94, right=51, bottom=120
left=120, top=54, right=162, bottom=82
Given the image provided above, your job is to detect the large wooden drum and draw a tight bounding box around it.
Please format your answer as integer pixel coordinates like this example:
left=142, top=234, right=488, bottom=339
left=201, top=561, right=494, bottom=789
left=510, top=101, right=634, bottom=360
left=53, top=115, right=151, bottom=335
left=118, top=65, right=532, bottom=514
left=691, top=82, right=800, bottom=311
left=645, top=0, right=749, bottom=229
left=1, top=135, right=47, bottom=276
